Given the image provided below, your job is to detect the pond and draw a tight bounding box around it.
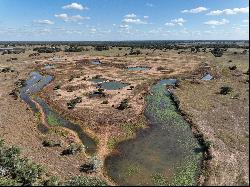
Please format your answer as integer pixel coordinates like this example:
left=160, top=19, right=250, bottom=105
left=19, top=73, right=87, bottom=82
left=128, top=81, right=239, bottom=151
left=91, top=60, right=102, bottom=65
left=104, top=79, right=203, bottom=186
left=44, top=64, right=54, bottom=69
left=202, top=74, right=213, bottom=81
left=97, top=81, right=129, bottom=90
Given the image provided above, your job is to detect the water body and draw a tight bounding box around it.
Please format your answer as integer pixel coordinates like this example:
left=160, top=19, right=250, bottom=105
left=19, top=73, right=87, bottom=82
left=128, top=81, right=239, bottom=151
left=44, top=64, right=54, bottom=69
left=202, top=74, right=213, bottom=81
left=20, top=72, right=53, bottom=112
left=91, top=60, right=101, bottom=65
left=105, top=79, right=203, bottom=186
left=20, top=72, right=97, bottom=155
left=97, top=81, right=129, bottom=90
left=127, top=67, right=150, bottom=71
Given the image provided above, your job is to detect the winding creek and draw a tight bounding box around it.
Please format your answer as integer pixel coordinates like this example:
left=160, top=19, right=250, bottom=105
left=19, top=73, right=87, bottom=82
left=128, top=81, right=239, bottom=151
left=21, top=71, right=203, bottom=185
left=20, top=71, right=97, bottom=155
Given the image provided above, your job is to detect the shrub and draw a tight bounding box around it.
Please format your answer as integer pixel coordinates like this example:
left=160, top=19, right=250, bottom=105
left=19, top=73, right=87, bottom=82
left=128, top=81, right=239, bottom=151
left=220, top=86, right=233, bottom=95
left=53, top=85, right=61, bottom=90
left=80, top=163, right=95, bottom=174
left=89, top=89, right=106, bottom=98
left=0, top=177, right=20, bottom=186
left=67, top=97, right=82, bottom=109
left=42, top=140, right=61, bottom=147
left=12, top=159, right=44, bottom=185
left=127, top=85, right=134, bottom=90
left=94, top=46, right=109, bottom=51
left=68, top=75, right=74, bottom=82
left=65, top=46, right=83, bottom=52
left=93, top=75, right=102, bottom=79
left=229, top=65, right=237, bottom=70
left=211, top=47, right=223, bottom=57
left=101, top=100, right=109, bottom=104
left=44, top=176, right=61, bottom=186
left=61, top=143, right=85, bottom=156
left=157, top=66, right=166, bottom=71
left=117, top=99, right=129, bottom=110
left=0, top=138, right=44, bottom=186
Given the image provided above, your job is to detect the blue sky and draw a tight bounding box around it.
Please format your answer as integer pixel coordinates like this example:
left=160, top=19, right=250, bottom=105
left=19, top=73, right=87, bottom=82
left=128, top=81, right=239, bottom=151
left=0, top=0, right=249, bottom=41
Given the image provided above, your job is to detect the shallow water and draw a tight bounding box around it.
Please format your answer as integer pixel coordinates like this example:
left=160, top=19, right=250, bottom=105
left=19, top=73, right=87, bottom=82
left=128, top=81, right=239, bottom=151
left=20, top=71, right=97, bottom=155
left=97, top=81, right=129, bottom=90
left=105, top=79, right=202, bottom=186
left=202, top=74, right=213, bottom=81
left=44, top=64, right=54, bottom=69
left=20, top=72, right=53, bottom=112
left=91, top=60, right=101, bottom=65
left=35, top=97, right=97, bottom=155
left=127, top=67, right=150, bottom=71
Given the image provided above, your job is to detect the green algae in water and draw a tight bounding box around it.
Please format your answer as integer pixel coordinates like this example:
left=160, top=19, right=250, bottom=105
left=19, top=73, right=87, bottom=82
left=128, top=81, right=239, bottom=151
left=47, top=112, right=60, bottom=126
left=127, top=67, right=150, bottom=71
left=104, top=80, right=203, bottom=186
left=35, top=97, right=97, bottom=155
left=97, top=81, right=129, bottom=90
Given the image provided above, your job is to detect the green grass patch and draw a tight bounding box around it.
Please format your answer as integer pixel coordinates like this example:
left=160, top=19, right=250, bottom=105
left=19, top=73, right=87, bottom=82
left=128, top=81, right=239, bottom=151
left=125, top=163, right=141, bottom=177
left=47, top=113, right=59, bottom=126
left=34, top=112, right=41, bottom=122
left=121, top=122, right=145, bottom=138
left=151, top=173, right=167, bottom=186
left=48, top=128, right=69, bottom=138
left=107, top=137, right=119, bottom=150
left=171, top=156, right=200, bottom=186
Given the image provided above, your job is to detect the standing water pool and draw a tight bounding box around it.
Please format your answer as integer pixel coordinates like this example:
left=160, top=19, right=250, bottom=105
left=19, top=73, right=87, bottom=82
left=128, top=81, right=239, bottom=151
left=104, top=79, right=203, bottom=186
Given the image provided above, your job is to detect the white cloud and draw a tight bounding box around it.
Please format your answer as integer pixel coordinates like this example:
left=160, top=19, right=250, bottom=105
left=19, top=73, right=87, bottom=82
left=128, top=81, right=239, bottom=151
left=171, top=18, right=186, bottom=23
left=204, top=19, right=229, bottom=25
left=122, top=18, right=147, bottom=24
left=144, top=16, right=149, bottom=19
left=146, top=3, right=154, bottom=7
left=55, top=14, right=90, bottom=22
left=182, top=7, right=208, bottom=14
left=165, top=22, right=175, bottom=26
left=90, top=28, right=97, bottom=33
left=62, top=3, right=88, bottom=10
left=207, top=7, right=249, bottom=15
left=204, top=30, right=213, bottom=34
left=124, top=13, right=137, bottom=18
left=165, top=18, right=186, bottom=26
left=120, top=24, right=129, bottom=28
left=33, top=20, right=54, bottom=25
